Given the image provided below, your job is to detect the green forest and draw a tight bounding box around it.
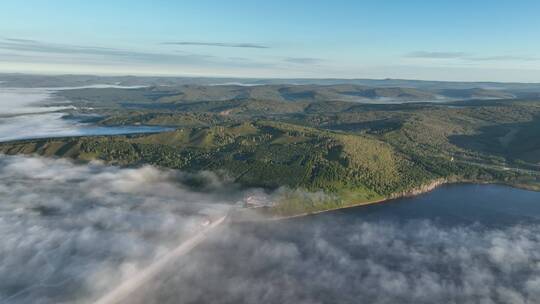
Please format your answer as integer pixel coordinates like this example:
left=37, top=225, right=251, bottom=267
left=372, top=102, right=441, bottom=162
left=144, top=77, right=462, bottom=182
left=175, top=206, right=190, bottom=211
left=2, top=85, right=540, bottom=215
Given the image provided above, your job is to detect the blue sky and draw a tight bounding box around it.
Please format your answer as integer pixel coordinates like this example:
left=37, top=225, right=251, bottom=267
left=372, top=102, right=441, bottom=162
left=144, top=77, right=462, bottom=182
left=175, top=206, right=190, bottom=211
left=1, top=0, right=540, bottom=81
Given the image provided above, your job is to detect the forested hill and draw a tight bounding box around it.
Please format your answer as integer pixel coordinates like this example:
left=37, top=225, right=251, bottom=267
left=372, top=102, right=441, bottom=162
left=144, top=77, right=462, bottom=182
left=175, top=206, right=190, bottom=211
left=2, top=84, right=540, bottom=215
left=1, top=118, right=535, bottom=215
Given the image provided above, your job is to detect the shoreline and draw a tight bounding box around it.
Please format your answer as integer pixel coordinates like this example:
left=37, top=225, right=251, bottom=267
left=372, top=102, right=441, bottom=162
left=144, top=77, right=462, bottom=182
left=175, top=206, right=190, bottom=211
left=264, top=178, right=450, bottom=221
left=261, top=177, right=540, bottom=222
left=264, top=178, right=540, bottom=222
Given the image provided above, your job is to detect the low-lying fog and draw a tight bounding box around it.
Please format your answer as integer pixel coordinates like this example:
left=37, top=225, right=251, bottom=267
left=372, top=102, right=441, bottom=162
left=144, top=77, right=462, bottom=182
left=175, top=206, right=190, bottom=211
left=132, top=185, right=540, bottom=304
left=2, top=154, right=540, bottom=303
left=0, top=86, right=169, bottom=142
left=0, top=154, right=266, bottom=303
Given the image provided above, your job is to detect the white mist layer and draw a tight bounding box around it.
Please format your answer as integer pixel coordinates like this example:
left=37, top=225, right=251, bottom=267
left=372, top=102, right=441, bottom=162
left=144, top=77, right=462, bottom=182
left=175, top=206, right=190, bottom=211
left=0, top=112, right=170, bottom=142
left=0, top=88, right=73, bottom=115
left=0, top=86, right=168, bottom=142
left=0, top=154, right=259, bottom=304
left=94, top=216, right=227, bottom=304
left=0, top=87, right=87, bottom=142
left=132, top=216, right=540, bottom=304
left=3, top=157, right=540, bottom=303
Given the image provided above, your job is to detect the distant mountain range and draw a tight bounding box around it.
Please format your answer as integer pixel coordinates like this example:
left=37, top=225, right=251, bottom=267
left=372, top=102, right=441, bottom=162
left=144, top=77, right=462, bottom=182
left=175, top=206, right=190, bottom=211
left=58, top=83, right=516, bottom=105
left=1, top=73, right=535, bottom=103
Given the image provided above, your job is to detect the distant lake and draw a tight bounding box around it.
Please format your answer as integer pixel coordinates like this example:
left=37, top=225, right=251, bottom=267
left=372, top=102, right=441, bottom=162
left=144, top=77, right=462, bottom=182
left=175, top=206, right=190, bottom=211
left=0, top=116, right=173, bottom=142
left=133, top=184, right=540, bottom=304
left=0, top=87, right=173, bottom=142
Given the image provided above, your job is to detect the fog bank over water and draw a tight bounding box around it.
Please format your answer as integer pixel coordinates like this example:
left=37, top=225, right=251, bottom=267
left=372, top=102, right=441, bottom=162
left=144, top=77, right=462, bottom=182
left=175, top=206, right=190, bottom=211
left=133, top=185, right=540, bottom=304
left=0, top=154, right=264, bottom=304
left=0, top=111, right=171, bottom=142
left=0, top=86, right=169, bottom=142
left=0, top=88, right=73, bottom=115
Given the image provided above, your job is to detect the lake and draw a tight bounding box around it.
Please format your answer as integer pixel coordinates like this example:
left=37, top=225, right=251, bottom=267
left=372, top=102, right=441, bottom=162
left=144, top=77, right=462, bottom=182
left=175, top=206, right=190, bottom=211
left=131, top=184, right=540, bottom=304
left=332, top=183, right=540, bottom=227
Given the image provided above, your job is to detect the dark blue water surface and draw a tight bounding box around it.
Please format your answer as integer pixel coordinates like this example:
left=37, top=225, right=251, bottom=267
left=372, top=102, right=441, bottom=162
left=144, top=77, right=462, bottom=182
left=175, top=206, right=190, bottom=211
left=331, top=184, right=540, bottom=227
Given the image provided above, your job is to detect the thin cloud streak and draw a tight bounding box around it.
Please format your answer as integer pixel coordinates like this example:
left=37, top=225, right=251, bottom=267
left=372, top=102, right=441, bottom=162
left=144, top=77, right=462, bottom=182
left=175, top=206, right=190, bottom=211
left=162, top=41, right=269, bottom=49
left=0, top=38, right=272, bottom=69
left=406, top=51, right=539, bottom=62
left=470, top=55, right=540, bottom=62
left=0, top=38, right=206, bottom=61
left=284, top=57, right=324, bottom=64
left=4, top=38, right=39, bottom=43
left=405, top=51, right=469, bottom=59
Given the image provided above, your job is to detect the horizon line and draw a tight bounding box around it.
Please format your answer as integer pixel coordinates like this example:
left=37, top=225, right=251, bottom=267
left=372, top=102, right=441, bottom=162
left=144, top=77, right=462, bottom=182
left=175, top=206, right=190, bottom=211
left=1, top=71, right=539, bottom=85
